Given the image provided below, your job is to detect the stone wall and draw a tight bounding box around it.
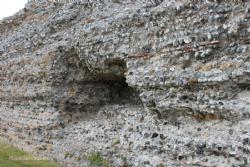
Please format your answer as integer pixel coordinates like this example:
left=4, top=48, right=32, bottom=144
left=0, top=0, right=250, bottom=166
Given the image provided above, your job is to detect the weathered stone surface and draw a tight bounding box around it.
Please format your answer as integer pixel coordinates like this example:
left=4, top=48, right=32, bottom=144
left=0, top=0, right=250, bottom=166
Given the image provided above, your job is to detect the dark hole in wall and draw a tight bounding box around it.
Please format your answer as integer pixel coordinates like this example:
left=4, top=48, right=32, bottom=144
left=96, top=58, right=142, bottom=106
left=105, top=77, right=143, bottom=106
left=58, top=57, right=142, bottom=122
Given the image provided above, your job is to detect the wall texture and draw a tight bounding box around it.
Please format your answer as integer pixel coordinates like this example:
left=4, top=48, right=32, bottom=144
left=0, top=0, right=250, bottom=166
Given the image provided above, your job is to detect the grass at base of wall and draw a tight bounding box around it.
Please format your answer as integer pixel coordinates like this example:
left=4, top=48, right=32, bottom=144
left=0, top=139, right=59, bottom=167
left=87, top=152, right=110, bottom=167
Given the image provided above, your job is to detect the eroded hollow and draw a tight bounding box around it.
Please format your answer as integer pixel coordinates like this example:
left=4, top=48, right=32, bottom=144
left=104, top=77, right=143, bottom=106
left=59, top=55, right=142, bottom=123
left=91, top=58, right=142, bottom=106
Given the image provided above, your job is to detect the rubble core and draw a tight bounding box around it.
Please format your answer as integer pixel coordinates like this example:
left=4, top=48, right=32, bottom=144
left=0, top=0, right=250, bottom=166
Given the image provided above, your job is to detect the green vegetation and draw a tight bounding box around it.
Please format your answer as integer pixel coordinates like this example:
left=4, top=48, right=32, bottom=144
left=0, top=140, right=59, bottom=167
left=87, top=152, right=109, bottom=167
